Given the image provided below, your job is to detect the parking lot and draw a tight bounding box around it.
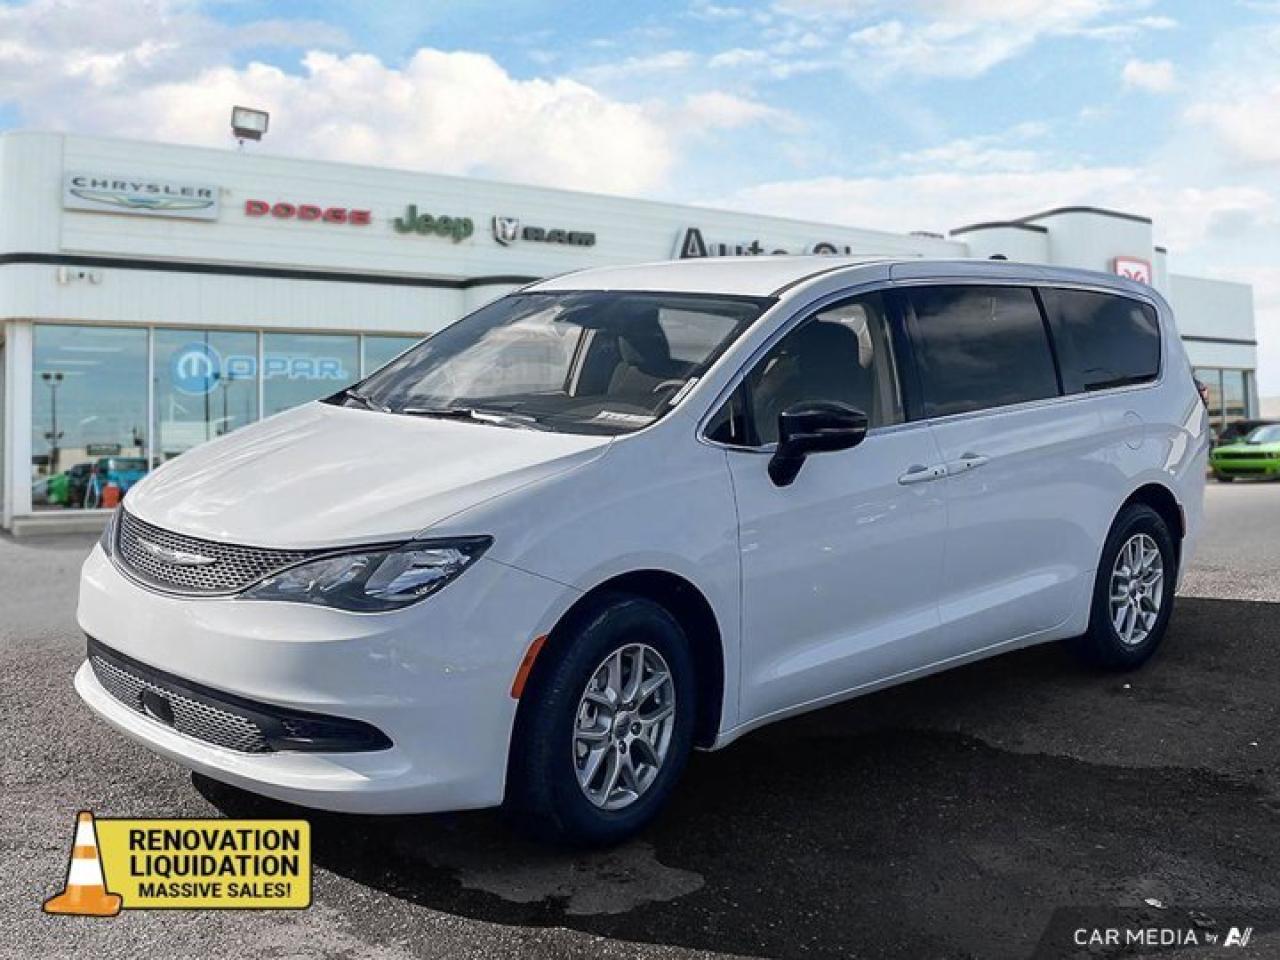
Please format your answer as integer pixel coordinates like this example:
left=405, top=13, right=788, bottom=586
left=3, top=483, right=1279, bottom=960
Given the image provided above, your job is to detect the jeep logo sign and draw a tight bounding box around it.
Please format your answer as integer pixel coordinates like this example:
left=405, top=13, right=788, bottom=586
left=393, top=205, right=474, bottom=243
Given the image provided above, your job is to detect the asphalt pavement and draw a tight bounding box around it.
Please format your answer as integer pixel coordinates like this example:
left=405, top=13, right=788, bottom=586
left=3, top=483, right=1278, bottom=960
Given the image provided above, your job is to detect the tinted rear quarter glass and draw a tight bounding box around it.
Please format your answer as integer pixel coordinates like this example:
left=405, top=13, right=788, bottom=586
left=904, top=285, right=1060, bottom=418
left=1040, top=288, right=1161, bottom=393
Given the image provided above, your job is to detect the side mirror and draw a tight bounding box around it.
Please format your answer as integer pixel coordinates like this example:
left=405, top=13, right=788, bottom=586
left=768, top=402, right=869, bottom=487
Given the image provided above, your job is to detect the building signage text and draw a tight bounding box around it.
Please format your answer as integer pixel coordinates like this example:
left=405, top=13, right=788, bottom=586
left=393, top=205, right=474, bottom=242
left=244, top=200, right=371, bottom=225
left=492, top=216, right=595, bottom=247
left=674, top=227, right=862, bottom=259
left=63, top=172, right=220, bottom=221
left=170, top=342, right=348, bottom=397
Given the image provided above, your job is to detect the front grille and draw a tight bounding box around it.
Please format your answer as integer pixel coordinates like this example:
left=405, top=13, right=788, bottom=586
left=90, top=642, right=272, bottom=753
left=115, top=509, right=318, bottom=595
left=1216, top=451, right=1274, bottom=461
left=87, top=638, right=392, bottom=753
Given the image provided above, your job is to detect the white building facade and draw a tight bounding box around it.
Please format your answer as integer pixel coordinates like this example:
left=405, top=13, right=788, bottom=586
left=0, top=131, right=1258, bottom=532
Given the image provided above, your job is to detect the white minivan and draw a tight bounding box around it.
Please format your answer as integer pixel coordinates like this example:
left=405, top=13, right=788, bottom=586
left=77, top=257, right=1207, bottom=844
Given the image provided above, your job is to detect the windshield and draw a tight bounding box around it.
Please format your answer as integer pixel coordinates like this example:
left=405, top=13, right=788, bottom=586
left=345, top=291, right=770, bottom=434
left=1245, top=425, right=1280, bottom=444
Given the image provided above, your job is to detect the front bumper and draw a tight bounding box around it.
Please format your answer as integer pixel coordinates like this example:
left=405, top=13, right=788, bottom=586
left=75, top=545, right=572, bottom=814
left=1211, top=456, right=1280, bottom=478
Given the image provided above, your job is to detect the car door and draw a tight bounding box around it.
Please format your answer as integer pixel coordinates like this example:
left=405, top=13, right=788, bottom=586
left=708, top=289, right=949, bottom=723
left=898, top=282, right=1095, bottom=654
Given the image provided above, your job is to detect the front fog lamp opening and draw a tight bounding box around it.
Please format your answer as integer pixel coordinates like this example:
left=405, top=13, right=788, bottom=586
left=240, top=537, right=492, bottom=611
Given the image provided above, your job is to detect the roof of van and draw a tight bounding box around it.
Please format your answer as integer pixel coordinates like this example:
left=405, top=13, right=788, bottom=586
left=525, top=256, right=1160, bottom=300
left=527, top=256, right=891, bottom=297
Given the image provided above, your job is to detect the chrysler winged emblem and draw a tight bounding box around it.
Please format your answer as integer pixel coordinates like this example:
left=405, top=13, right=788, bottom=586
left=70, top=187, right=214, bottom=212
left=135, top=538, right=217, bottom=567
left=492, top=216, right=521, bottom=246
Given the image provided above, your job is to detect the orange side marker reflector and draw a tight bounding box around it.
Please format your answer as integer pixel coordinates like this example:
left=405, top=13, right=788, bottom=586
left=510, top=635, right=548, bottom=699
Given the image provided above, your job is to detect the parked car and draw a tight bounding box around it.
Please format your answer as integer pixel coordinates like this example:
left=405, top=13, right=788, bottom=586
left=94, top=457, right=148, bottom=494
left=1210, top=423, right=1280, bottom=482
left=76, top=257, right=1207, bottom=845
left=1214, top=418, right=1278, bottom=448
left=63, top=462, right=96, bottom=508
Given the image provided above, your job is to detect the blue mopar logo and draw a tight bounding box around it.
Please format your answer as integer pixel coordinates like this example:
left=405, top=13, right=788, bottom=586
left=171, top=342, right=222, bottom=396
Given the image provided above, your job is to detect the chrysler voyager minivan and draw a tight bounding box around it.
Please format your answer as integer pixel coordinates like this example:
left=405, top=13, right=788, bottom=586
left=76, top=257, right=1207, bottom=844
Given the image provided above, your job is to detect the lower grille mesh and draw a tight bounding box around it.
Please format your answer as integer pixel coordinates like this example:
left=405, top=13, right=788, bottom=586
left=86, top=638, right=393, bottom=754
left=90, top=648, right=272, bottom=753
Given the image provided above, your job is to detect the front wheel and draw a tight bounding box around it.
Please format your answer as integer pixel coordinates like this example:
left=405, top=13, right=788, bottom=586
left=1215, top=473, right=1236, bottom=483
left=1072, top=503, right=1177, bottom=670
left=505, top=593, right=695, bottom=846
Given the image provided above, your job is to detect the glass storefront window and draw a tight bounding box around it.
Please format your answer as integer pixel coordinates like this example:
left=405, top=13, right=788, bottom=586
left=363, top=335, right=421, bottom=376
left=31, top=324, right=148, bottom=511
left=262, top=333, right=359, bottom=418
left=154, top=329, right=260, bottom=463
left=1223, top=370, right=1247, bottom=423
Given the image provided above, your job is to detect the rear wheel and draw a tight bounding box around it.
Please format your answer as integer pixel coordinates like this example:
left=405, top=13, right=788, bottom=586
left=505, top=593, right=695, bottom=846
left=1215, top=473, right=1236, bottom=483
left=1072, top=503, right=1177, bottom=670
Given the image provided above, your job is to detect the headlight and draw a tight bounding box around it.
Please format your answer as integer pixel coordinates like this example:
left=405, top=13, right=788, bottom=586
left=239, top=537, right=491, bottom=612
left=99, top=506, right=121, bottom=557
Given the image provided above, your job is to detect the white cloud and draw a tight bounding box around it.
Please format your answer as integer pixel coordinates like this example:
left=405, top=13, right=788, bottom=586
left=0, top=1, right=694, bottom=195
left=1123, top=58, right=1177, bottom=92
left=708, top=47, right=771, bottom=68
left=672, top=91, right=801, bottom=134
left=1187, top=82, right=1280, bottom=167
left=772, top=0, right=1171, bottom=78
left=574, top=50, right=696, bottom=85
left=113, top=50, right=678, bottom=194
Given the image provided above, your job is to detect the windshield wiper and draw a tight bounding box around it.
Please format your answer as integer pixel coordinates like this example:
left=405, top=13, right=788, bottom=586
left=399, top=406, right=547, bottom=430
left=339, top=387, right=390, bottom=412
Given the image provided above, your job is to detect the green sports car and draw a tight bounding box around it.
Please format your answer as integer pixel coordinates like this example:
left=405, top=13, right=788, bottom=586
left=1211, top=424, right=1280, bottom=482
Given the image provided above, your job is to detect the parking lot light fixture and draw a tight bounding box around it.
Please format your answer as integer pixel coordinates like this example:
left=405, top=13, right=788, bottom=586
left=231, top=106, right=270, bottom=147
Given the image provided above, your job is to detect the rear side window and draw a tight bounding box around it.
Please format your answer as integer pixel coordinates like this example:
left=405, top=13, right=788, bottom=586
left=1040, top=288, right=1161, bottom=393
left=904, top=285, right=1060, bottom=418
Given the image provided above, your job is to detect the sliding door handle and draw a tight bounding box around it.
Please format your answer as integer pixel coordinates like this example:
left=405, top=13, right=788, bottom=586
left=898, top=464, right=947, bottom=485
left=950, top=452, right=990, bottom=472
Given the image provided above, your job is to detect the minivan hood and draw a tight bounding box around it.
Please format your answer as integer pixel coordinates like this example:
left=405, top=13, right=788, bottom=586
left=124, top=403, right=612, bottom=548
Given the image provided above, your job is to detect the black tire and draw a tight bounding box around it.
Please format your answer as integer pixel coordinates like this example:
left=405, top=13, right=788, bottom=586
left=1215, top=474, right=1235, bottom=483
left=505, top=592, right=696, bottom=846
left=1072, top=503, right=1177, bottom=670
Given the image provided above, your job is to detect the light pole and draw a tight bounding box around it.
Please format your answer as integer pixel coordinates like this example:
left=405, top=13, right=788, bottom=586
left=41, top=370, right=64, bottom=475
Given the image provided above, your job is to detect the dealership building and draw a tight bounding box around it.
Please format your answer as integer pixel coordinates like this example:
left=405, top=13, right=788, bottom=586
left=0, top=130, right=1260, bottom=533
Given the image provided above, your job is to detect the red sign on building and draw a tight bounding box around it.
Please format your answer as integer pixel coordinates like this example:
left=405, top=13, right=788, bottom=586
left=244, top=200, right=371, bottom=225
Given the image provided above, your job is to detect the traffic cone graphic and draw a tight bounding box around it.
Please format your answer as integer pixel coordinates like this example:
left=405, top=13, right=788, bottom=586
left=43, top=811, right=122, bottom=917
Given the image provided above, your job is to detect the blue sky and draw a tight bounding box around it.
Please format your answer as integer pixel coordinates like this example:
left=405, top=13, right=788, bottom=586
left=2, top=0, right=1278, bottom=391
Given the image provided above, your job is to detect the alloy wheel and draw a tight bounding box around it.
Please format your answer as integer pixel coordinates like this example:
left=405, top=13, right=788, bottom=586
left=1109, top=532, right=1165, bottom=647
left=572, top=643, right=676, bottom=811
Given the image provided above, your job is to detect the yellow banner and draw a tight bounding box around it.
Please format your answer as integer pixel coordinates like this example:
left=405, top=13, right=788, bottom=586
left=95, top=819, right=311, bottom=909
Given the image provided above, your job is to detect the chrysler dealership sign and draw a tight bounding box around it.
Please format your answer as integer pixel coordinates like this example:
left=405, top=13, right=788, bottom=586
left=63, top=172, right=220, bottom=221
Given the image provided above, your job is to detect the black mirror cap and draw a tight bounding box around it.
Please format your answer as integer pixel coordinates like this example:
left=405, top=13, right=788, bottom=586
left=769, top=402, right=869, bottom=486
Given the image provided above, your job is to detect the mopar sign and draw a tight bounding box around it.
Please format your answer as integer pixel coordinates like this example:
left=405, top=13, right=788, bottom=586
left=63, top=172, right=220, bottom=221
left=170, top=342, right=348, bottom=396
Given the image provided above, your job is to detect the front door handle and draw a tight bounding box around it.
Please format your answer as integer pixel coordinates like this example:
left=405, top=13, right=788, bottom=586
left=949, top=452, right=990, bottom=473
left=898, top=463, right=947, bottom=485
